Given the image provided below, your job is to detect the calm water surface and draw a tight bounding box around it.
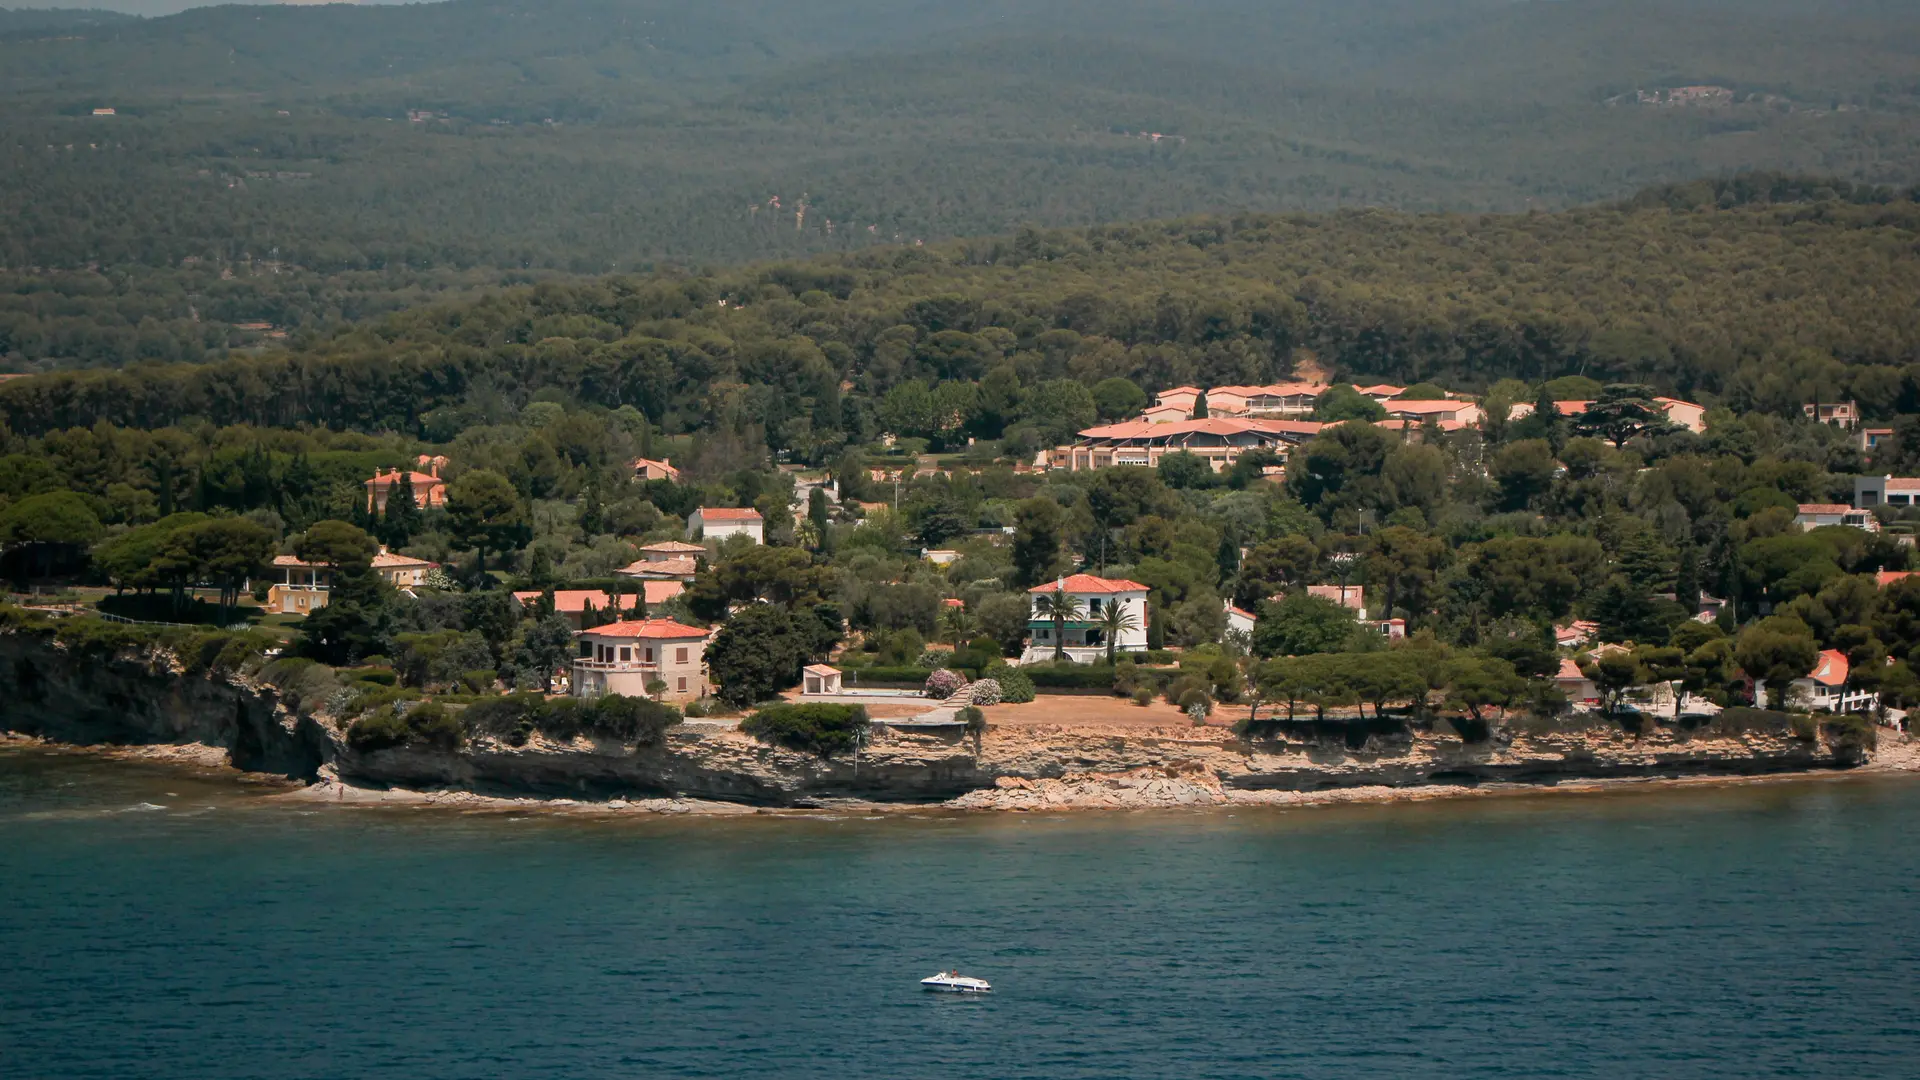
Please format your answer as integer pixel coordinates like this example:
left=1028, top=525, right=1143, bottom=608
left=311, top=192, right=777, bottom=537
left=3, top=748, right=1918, bottom=1079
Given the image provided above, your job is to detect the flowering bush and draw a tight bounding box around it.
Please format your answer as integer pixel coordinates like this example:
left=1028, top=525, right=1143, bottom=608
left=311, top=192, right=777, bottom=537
left=969, top=678, right=1003, bottom=706
left=924, top=668, right=969, bottom=698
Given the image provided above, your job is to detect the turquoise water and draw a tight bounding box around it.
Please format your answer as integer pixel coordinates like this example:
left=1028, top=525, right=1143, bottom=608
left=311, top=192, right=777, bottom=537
left=4, top=751, right=1920, bottom=1079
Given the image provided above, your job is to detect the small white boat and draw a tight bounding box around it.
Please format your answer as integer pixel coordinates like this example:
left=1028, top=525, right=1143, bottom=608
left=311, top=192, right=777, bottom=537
left=921, top=970, right=992, bottom=994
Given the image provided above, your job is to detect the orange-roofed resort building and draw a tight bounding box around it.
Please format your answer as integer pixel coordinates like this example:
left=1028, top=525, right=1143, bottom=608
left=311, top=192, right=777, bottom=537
left=1023, top=574, right=1150, bottom=663
left=571, top=618, right=712, bottom=703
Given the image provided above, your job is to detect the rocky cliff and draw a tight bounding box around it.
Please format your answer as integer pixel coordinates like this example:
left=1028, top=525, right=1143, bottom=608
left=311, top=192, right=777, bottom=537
left=0, top=632, right=1887, bottom=809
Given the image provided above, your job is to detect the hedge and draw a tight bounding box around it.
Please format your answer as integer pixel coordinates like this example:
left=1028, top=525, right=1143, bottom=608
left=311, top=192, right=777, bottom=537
left=838, top=665, right=936, bottom=685
left=1021, top=663, right=1119, bottom=689
left=741, top=702, right=870, bottom=757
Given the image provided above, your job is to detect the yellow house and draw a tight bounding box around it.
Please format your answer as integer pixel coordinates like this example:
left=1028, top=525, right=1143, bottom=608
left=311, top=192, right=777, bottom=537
left=265, top=549, right=435, bottom=615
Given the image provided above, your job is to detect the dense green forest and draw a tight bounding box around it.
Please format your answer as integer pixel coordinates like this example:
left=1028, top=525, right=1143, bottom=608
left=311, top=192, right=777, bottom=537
left=6, top=181, right=1919, bottom=438
left=3, top=0, right=1918, bottom=353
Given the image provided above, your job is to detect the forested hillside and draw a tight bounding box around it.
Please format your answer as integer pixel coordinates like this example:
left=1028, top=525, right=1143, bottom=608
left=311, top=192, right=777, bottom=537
left=6, top=181, right=1918, bottom=446
left=3, top=0, right=1917, bottom=286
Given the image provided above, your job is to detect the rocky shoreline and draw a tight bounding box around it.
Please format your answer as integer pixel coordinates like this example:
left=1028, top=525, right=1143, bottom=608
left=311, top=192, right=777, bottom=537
left=4, top=632, right=1915, bottom=815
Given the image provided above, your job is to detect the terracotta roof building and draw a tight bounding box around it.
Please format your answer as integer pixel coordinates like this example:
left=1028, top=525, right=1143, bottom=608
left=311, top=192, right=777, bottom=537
left=365, top=468, right=447, bottom=514
left=572, top=618, right=711, bottom=702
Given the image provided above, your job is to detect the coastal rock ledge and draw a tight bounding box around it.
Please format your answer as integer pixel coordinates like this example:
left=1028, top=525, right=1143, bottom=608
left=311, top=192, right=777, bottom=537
left=3, top=635, right=1909, bottom=810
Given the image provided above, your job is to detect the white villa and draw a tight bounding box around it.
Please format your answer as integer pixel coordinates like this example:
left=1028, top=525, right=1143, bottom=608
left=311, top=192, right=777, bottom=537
left=687, top=507, right=764, bottom=544
left=1023, top=574, right=1150, bottom=663
left=1756, top=649, right=1878, bottom=714
left=571, top=618, right=711, bottom=703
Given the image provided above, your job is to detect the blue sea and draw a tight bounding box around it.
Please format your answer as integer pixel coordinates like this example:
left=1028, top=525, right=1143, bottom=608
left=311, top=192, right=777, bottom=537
left=3, top=748, right=1919, bottom=1079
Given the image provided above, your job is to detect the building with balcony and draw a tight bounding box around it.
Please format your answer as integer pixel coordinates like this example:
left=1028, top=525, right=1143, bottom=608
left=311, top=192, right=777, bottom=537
left=1796, top=503, right=1879, bottom=532
left=1022, top=574, right=1150, bottom=663
left=571, top=618, right=711, bottom=702
left=1049, top=417, right=1320, bottom=473
left=1204, top=383, right=1328, bottom=417
left=264, top=549, right=434, bottom=615
left=1803, top=401, right=1861, bottom=429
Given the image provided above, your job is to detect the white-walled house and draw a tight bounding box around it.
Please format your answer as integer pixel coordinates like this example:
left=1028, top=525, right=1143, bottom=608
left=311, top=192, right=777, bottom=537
left=571, top=618, right=711, bottom=703
left=687, top=507, right=764, bottom=544
left=1756, top=649, right=1878, bottom=714
left=1795, top=503, right=1878, bottom=532
left=1023, top=574, right=1150, bottom=663
left=1224, top=601, right=1258, bottom=636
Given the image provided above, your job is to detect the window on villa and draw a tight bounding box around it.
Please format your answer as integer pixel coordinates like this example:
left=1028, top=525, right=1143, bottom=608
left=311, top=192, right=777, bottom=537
left=644, top=647, right=654, bottom=662
left=678, top=677, right=687, bottom=692
left=619, top=647, right=631, bottom=662
left=677, top=647, right=689, bottom=663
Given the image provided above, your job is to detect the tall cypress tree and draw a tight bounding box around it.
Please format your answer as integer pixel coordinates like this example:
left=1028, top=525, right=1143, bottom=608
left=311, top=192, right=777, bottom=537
left=383, top=468, right=420, bottom=548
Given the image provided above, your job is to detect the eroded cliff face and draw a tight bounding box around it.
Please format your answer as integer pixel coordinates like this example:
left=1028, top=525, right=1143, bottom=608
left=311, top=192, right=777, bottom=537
left=0, top=633, right=1876, bottom=808
left=0, top=633, right=327, bottom=779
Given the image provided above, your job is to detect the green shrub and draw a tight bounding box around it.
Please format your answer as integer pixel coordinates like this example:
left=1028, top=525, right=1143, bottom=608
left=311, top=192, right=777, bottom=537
left=741, top=702, right=870, bottom=757
left=347, top=707, right=410, bottom=752
left=1823, top=713, right=1878, bottom=753
left=683, top=698, right=713, bottom=718
left=582, top=694, right=683, bottom=746
left=405, top=702, right=464, bottom=751
left=1131, top=686, right=1155, bottom=706
left=1022, top=663, right=1118, bottom=689
left=461, top=692, right=545, bottom=746
left=456, top=691, right=681, bottom=747
left=1708, top=706, right=1796, bottom=738
left=347, top=700, right=463, bottom=753
left=990, top=665, right=1035, bottom=703
left=459, top=669, right=497, bottom=694
left=339, top=684, right=419, bottom=719
left=1139, top=649, right=1175, bottom=665
left=350, top=668, right=398, bottom=687
left=1164, top=674, right=1207, bottom=707
left=259, top=657, right=342, bottom=716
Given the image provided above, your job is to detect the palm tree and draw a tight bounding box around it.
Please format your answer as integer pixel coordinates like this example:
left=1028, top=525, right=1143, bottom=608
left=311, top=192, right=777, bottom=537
left=1031, top=587, right=1085, bottom=662
left=941, top=604, right=977, bottom=646
left=1096, top=601, right=1141, bottom=665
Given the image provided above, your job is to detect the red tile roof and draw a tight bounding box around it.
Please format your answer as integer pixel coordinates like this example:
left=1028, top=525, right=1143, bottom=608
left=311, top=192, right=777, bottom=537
left=1807, top=649, right=1849, bottom=687
left=1028, top=574, right=1149, bottom=595
left=1797, top=504, right=1853, bottom=515
left=1876, top=571, right=1918, bottom=589
left=366, top=470, right=443, bottom=488
left=513, top=589, right=615, bottom=612
left=639, top=540, right=706, bottom=554
left=617, top=557, right=699, bottom=578
left=695, top=507, right=763, bottom=521
left=578, top=618, right=709, bottom=640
